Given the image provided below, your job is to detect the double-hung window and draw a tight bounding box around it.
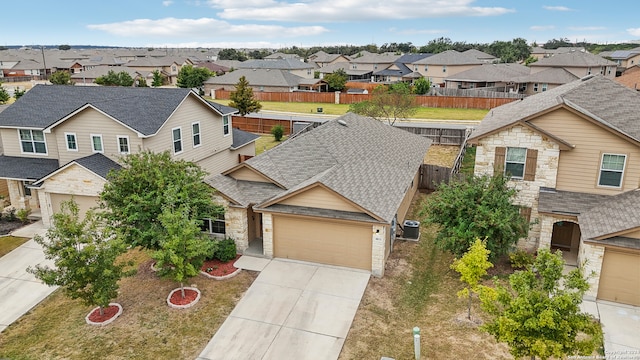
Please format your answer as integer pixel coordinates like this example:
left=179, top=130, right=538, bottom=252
left=192, top=122, right=201, bottom=147
left=91, top=134, right=103, bottom=153
left=200, top=213, right=225, bottom=235
left=505, top=147, right=527, bottom=178
left=223, top=115, right=230, bottom=136
left=172, top=127, right=183, bottom=154
left=598, top=154, right=626, bottom=187
left=117, top=136, right=130, bottom=154
left=65, top=133, right=78, bottom=151
left=19, top=129, right=47, bottom=154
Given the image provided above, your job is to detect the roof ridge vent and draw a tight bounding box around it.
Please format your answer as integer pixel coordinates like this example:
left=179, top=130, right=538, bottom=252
left=581, top=74, right=595, bottom=81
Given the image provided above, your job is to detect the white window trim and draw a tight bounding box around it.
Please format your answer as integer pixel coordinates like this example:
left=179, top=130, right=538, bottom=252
left=223, top=116, right=231, bottom=137
left=597, top=153, right=627, bottom=188
left=90, top=134, right=104, bottom=153
left=65, top=132, right=78, bottom=152
left=18, top=129, right=48, bottom=156
left=117, top=135, right=130, bottom=154
left=192, top=122, right=201, bottom=148
left=172, top=126, right=183, bottom=155
left=504, top=147, right=527, bottom=179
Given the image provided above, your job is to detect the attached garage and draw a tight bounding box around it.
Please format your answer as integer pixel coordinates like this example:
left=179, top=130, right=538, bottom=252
left=273, top=215, right=372, bottom=270
left=597, top=248, right=640, bottom=306
left=49, top=193, right=100, bottom=219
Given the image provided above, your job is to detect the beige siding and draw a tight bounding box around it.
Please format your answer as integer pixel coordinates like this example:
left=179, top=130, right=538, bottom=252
left=0, top=128, right=59, bottom=159
left=53, top=107, right=142, bottom=164
left=530, top=65, right=615, bottom=78
left=597, top=248, right=640, bottom=306
left=196, top=150, right=242, bottom=177
left=530, top=108, right=640, bottom=194
left=278, top=186, right=363, bottom=213
left=620, top=228, right=640, bottom=239
left=143, top=95, right=233, bottom=163
left=227, top=166, right=272, bottom=183
left=417, top=64, right=479, bottom=84
left=273, top=214, right=372, bottom=270
left=396, top=170, right=420, bottom=223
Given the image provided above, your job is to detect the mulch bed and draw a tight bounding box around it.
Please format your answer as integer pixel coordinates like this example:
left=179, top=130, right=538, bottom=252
left=87, top=305, right=120, bottom=323
left=0, top=220, right=31, bottom=236
left=200, top=255, right=241, bottom=277
left=168, top=288, right=199, bottom=306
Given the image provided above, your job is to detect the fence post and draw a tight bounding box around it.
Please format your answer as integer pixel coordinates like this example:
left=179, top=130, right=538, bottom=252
left=413, top=327, right=421, bottom=360
left=335, top=91, right=340, bottom=104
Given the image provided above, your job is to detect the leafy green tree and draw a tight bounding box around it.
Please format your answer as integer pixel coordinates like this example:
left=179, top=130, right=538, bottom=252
left=451, top=238, right=493, bottom=320
left=13, top=87, right=26, bottom=100
left=176, top=65, right=212, bottom=90
left=49, top=71, right=72, bottom=85
left=349, top=82, right=416, bottom=125
left=524, top=56, right=538, bottom=66
left=152, top=187, right=212, bottom=298
left=323, top=69, right=348, bottom=92
left=100, top=150, right=220, bottom=252
left=418, top=37, right=454, bottom=53
left=95, top=70, right=134, bottom=86
left=152, top=70, right=164, bottom=87
left=271, top=124, right=284, bottom=141
left=27, top=200, right=134, bottom=316
left=0, top=85, right=9, bottom=104
left=229, top=75, right=262, bottom=116
left=420, top=173, right=528, bottom=261
left=218, top=48, right=247, bottom=61
left=413, top=77, right=431, bottom=95
left=480, top=249, right=602, bottom=360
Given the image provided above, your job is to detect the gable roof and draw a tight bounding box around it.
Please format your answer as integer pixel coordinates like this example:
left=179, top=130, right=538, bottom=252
left=33, top=153, right=121, bottom=186
left=231, top=128, right=260, bottom=150
left=207, top=113, right=431, bottom=223
left=0, top=155, right=59, bottom=181
left=579, top=189, right=640, bottom=241
left=413, top=50, right=483, bottom=65
left=238, top=58, right=312, bottom=70
left=0, top=85, right=227, bottom=136
left=530, top=51, right=616, bottom=67
left=204, top=68, right=313, bottom=88
left=511, top=67, right=579, bottom=84
left=469, top=75, right=640, bottom=143
left=445, top=63, right=530, bottom=82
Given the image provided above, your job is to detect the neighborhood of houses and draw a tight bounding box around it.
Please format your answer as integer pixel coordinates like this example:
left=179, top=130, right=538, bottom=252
left=0, top=44, right=639, bottom=343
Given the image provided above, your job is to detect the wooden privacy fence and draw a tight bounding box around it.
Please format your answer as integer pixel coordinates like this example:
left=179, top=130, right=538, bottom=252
left=213, top=90, right=516, bottom=109
left=397, top=126, right=467, bottom=145
left=420, top=165, right=464, bottom=190
left=232, top=116, right=293, bottom=135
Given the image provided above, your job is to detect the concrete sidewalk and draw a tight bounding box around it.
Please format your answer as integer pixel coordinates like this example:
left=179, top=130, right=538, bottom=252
left=197, top=258, right=370, bottom=360
left=0, top=221, right=57, bottom=332
left=581, top=299, right=640, bottom=355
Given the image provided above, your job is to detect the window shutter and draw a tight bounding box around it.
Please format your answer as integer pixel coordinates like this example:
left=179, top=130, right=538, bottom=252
left=520, top=207, right=532, bottom=223
left=494, top=147, right=506, bottom=173
left=524, top=149, right=538, bottom=181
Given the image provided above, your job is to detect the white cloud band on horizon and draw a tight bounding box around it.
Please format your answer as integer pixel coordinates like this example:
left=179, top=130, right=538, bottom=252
left=87, top=18, right=328, bottom=38
left=542, top=5, right=572, bottom=11
left=531, top=25, right=556, bottom=31
left=627, top=28, right=640, bottom=37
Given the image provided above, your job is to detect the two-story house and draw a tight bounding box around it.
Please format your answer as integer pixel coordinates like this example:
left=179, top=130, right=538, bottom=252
left=468, top=75, right=640, bottom=306
left=529, top=51, right=617, bottom=79
left=411, top=50, right=484, bottom=87
left=0, top=85, right=257, bottom=227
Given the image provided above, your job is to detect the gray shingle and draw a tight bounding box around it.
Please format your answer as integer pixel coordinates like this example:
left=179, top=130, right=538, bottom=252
left=0, top=155, right=59, bottom=180
left=530, top=51, right=616, bottom=67
left=538, top=188, right=610, bottom=216
left=578, top=189, right=640, bottom=240
left=72, top=153, right=121, bottom=180
left=445, top=63, right=530, bottom=82
left=231, top=128, right=260, bottom=150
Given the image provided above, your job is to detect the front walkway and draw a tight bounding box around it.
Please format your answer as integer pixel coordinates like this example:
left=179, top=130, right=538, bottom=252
left=581, top=299, right=640, bottom=356
left=0, top=221, right=57, bottom=332
left=197, top=257, right=370, bottom=360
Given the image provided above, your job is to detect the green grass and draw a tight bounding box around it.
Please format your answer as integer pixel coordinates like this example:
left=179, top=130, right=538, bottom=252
left=0, top=236, right=29, bottom=257
left=255, top=135, right=288, bottom=155
left=210, top=99, right=488, bottom=120
left=460, top=145, right=477, bottom=176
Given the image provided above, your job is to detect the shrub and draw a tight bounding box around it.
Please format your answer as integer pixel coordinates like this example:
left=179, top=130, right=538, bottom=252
left=271, top=125, right=284, bottom=142
left=509, top=249, right=535, bottom=269
left=16, top=208, right=31, bottom=223
left=215, top=238, right=237, bottom=262
left=6, top=207, right=17, bottom=222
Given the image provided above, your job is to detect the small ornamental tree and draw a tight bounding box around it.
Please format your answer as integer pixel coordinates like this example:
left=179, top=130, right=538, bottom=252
left=349, top=82, right=416, bottom=125
left=413, top=77, right=431, bottom=95
left=49, top=71, right=72, bottom=85
left=480, top=249, right=603, bottom=360
left=152, top=70, right=164, bottom=87
left=27, top=200, right=134, bottom=316
left=421, top=173, right=528, bottom=261
left=271, top=124, right=284, bottom=141
left=95, top=70, right=135, bottom=87
left=152, top=187, right=212, bottom=299
left=100, top=150, right=220, bottom=252
left=0, top=85, right=9, bottom=104
left=323, top=68, right=348, bottom=92
left=176, top=65, right=212, bottom=90
left=451, top=238, right=493, bottom=320
left=13, top=87, right=26, bottom=100
left=229, top=76, right=262, bottom=116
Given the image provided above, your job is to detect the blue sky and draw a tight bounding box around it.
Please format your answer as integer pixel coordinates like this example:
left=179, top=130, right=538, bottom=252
left=3, top=1, right=639, bottom=48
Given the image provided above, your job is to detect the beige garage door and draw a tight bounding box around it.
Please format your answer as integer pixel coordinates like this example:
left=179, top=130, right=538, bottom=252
left=597, top=248, right=640, bottom=306
left=273, top=215, right=372, bottom=271
left=50, top=193, right=100, bottom=219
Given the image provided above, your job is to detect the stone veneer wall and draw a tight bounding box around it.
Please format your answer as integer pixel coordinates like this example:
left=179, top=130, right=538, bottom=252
left=538, top=214, right=578, bottom=250
left=371, top=225, right=387, bottom=277
left=578, top=242, right=605, bottom=300
left=474, top=125, right=560, bottom=251
left=225, top=206, right=249, bottom=251
left=262, top=213, right=273, bottom=258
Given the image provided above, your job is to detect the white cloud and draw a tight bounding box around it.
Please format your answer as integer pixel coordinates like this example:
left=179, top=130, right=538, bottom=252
left=162, top=0, right=173, bottom=6
left=530, top=25, right=556, bottom=31
left=87, top=18, right=328, bottom=38
left=543, top=5, right=572, bottom=11
left=567, top=26, right=605, bottom=31
left=206, top=0, right=514, bottom=22
left=627, top=28, right=640, bottom=37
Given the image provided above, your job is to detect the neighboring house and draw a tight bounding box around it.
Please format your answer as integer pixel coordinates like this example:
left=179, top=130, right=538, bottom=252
left=412, top=50, right=484, bottom=86
left=69, top=65, right=145, bottom=86
left=615, top=64, right=640, bottom=90
left=317, top=62, right=372, bottom=82
left=205, top=113, right=431, bottom=277
left=204, top=68, right=327, bottom=94
left=601, top=48, right=640, bottom=76
left=444, top=63, right=530, bottom=91
left=126, top=56, right=193, bottom=85
left=0, top=85, right=257, bottom=227
left=196, top=61, right=230, bottom=76
left=348, top=52, right=401, bottom=74
left=238, top=59, right=315, bottom=78
left=468, top=75, right=640, bottom=306
left=529, top=46, right=588, bottom=62
left=374, top=53, right=431, bottom=83
left=463, top=49, right=498, bottom=63
left=511, top=68, right=579, bottom=95
left=308, top=51, right=350, bottom=68
left=264, top=52, right=302, bottom=61
left=529, top=51, right=617, bottom=79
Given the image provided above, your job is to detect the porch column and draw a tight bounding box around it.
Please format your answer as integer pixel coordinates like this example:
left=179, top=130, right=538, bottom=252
left=262, top=213, right=274, bottom=258
left=226, top=207, right=249, bottom=252
left=7, top=180, right=26, bottom=210
left=579, top=243, right=605, bottom=300
left=371, top=225, right=386, bottom=277
left=538, top=215, right=555, bottom=250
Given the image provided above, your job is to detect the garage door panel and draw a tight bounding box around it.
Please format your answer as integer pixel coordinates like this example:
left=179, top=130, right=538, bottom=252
left=50, top=194, right=100, bottom=219
left=598, top=249, right=640, bottom=306
left=273, top=215, right=372, bottom=271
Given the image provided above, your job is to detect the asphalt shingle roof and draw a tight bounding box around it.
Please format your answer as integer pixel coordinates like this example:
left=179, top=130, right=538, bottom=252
left=538, top=187, right=610, bottom=216
left=413, top=50, right=483, bottom=65
left=0, top=85, right=201, bottom=136
left=511, top=67, right=579, bottom=84
left=445, top=63, right=530, bottom=82
left=238, top=59, right=312, bottom=70
left=0, top=155, right=59, bottom=180
left=578, top=189, right=640, bottom=240
left=530, top=51, right=616, bottom=67
left=470, top=75, right=640, bottom=142
left=204, top=68, right=308, bottom=88
left=72, top=153, right=121, bottom=180
left=231, top=128, right=260, bottom=149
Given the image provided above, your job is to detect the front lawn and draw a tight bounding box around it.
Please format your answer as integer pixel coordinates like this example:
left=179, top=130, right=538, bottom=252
left=339, top=192, right=511, bottom=360
left=0, top=248, right=257, bottom=359
left=0, top=236, right=29, bottom=257
left=256, top=134, right=288, bottom=155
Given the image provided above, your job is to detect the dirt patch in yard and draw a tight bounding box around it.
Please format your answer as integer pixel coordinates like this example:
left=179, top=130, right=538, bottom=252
left=424, top=145, right=460, bottom=167
left=339, top=193, right=512, bottom=360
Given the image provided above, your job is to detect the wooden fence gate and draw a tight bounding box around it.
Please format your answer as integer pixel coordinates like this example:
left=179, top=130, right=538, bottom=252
left=419, top=164, right=464, bottom=190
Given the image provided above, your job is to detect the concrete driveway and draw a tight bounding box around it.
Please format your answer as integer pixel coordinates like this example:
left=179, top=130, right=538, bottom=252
left=581, top=299, right=640, bottom=355
left=197, top=258, right=370, bottom=360
left=0, top=222, right=57, bottom=332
